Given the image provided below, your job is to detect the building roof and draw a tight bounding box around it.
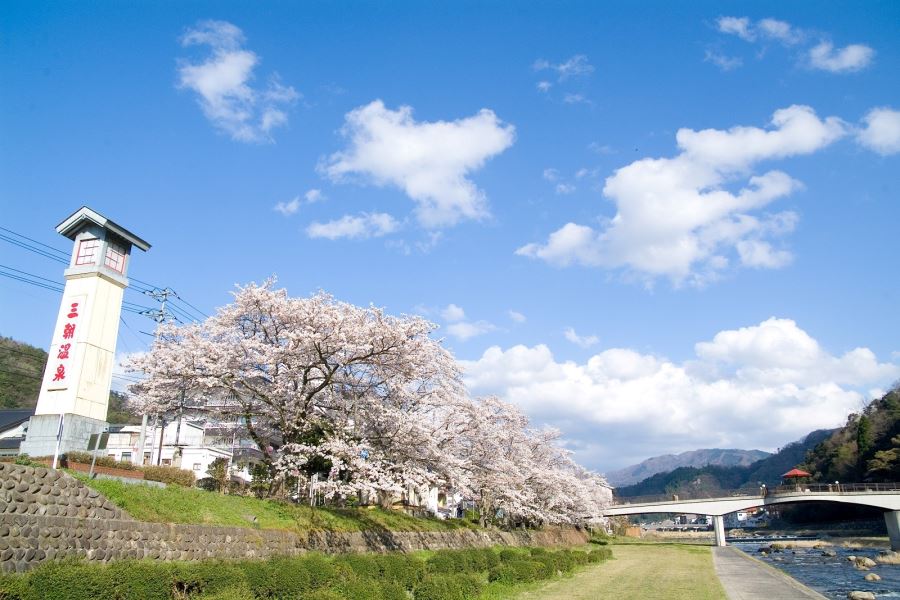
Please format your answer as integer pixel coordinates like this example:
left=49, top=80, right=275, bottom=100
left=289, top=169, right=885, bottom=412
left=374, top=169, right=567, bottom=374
left=0, top=409, right=34, bottom=433
left=56, top=206, right=151, bottom=252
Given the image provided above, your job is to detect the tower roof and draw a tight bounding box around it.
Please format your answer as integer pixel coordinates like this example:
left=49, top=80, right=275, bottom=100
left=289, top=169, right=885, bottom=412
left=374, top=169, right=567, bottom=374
left=56, top=206, right=151, bottom=251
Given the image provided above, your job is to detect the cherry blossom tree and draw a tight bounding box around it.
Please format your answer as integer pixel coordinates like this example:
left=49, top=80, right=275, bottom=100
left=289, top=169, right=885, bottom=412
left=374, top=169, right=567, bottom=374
left=129, top=279, right=613, bottom=524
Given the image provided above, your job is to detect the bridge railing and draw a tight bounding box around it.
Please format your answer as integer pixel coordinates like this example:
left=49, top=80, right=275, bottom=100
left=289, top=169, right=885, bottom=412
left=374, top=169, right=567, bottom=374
left=770, top=482, right=900, bottom=495
left=613, top=486, right=763, bottom=505
left=612, top=482, right=900, bottom=505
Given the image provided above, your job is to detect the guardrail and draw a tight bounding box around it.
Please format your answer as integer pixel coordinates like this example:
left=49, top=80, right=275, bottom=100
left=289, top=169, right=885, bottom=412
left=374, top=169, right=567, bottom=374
left=612, top=482, right=900, bottom=506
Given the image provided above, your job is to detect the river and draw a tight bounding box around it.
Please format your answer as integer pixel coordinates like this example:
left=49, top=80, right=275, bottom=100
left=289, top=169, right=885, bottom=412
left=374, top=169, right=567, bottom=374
left=732, top=541, right=900, bottom=599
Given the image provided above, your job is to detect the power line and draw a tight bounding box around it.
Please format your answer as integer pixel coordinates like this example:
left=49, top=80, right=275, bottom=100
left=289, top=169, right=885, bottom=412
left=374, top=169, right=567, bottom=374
left=0, top=226, right=69, bottom=257
left=0, top=270, right=64, bottom=293
left=0, top=368, right=42, bottom=381
left=0, top=233, right=69, bottom=265
left=0, top=346, right=47, bottom=360
left=1, top=226, right=209, bottom=324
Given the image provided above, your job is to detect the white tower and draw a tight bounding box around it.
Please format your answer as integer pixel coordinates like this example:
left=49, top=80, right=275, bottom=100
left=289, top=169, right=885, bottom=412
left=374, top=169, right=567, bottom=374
left=20, top=207, right=150, bottom=458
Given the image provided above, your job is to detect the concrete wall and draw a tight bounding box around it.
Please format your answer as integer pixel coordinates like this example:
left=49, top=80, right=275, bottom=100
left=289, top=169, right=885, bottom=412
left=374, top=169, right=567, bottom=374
left=0, top=463, right=588, bottom=573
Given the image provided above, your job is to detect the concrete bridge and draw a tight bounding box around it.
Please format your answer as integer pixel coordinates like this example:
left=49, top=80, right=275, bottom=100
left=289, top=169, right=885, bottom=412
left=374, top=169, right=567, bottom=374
left=602, top=483, right=900, bottom=550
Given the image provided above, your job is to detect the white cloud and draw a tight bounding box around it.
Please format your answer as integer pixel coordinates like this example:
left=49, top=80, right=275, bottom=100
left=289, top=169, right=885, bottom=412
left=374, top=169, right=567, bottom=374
left=273, top=189, right=324, bottom=216
left=437, top=304, right=496, bottom=341
left=305, top=212, right=399, bottom=240
left=588, top=142, right=615, bottom=155
left=445, top=320, right=496, bottom=341
left=856, top=107, right=900, bottom=155
left=542, top=168, right=560, bottom=182
left=564, top=327, right=599, bottom=348
left=441, top=304, right=466, bottom=322
left=736, top=239, right=793, bottom=269
left=304, top=189, right=324, bottom=203
left=563, top=93, right=591, bottom=105
left=716, top=17, right=873, bottom=75
left=536, top=81, right=552, bottom=92
left=555, top=183, right=576, bottom=195
left=704, top=50, right=743, bottom=72
left=508, top=310, right=526, bottom=323
left=533, top=55, right=594, bottom=81
left=809, top=41, right=875, bottom=73
left=321, top=100, right=515, bottom=228
left=461, top=318, right=899, bottom=470
left=517, top=105, right=847, bottom=285
left=717, top=16, right=800, bottom=45
left=757, top=18, right=802, bottom=45
left=177, top=20, right=298, bottom=142
left=273, top=196, right=301, bottom=216
left=717, top=16, right=755, bottom=42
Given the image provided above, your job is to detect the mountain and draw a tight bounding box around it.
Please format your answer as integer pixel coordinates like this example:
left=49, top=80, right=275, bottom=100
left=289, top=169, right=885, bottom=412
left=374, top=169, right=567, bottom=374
left=0, top=335, right=141, bottom=424
left=615, top=429, right=836, bottom=498
left=802, top=386, right=900, bottom=483
left=606, top=448, right=771, bottom=487
left=0, top=336, right=46, bottom=409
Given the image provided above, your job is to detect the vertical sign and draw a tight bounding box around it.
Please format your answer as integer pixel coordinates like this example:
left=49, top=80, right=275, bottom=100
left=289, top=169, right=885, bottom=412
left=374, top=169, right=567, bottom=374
left=45, top=294, right=86, bottom=392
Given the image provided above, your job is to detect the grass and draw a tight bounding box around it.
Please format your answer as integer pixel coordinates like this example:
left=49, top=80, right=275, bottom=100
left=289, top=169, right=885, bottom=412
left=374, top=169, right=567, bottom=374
left=507, top=543, right=727, bottom=600
left=72, top=473, right=476, bottom=533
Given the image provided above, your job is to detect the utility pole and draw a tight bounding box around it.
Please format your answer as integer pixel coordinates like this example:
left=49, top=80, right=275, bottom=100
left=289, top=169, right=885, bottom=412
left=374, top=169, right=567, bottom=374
left=138, top=288, right=178, bottom=467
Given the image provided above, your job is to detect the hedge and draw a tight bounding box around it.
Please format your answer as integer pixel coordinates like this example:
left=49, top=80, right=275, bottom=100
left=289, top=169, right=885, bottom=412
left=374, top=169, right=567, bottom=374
left=142, top=465, right=196, bottom=487
left=0, top=545, right=610, bottom=600
left=63, top=452, right=137, bottom=471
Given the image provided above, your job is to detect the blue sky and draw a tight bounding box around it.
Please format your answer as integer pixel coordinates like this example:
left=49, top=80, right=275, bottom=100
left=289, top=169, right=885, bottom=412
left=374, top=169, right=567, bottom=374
left=2, top=1, right=899, bottom=472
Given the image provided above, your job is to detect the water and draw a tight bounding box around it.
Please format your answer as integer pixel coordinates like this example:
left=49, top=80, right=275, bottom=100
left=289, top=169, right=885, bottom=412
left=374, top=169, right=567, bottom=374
left=732, top=541, right=900, bottom=598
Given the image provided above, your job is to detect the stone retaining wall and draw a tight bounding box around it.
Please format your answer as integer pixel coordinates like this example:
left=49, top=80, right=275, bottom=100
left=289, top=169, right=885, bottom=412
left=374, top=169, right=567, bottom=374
left=0, top=462, right=127, bottom=521
left=0, top=463, right=588, bottom=573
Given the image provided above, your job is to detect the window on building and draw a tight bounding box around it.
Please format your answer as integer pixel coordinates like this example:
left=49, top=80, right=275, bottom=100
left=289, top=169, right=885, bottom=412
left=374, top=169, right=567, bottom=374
left=143, top=452, right=151, bottom=465
left=162, top=459, right=172, bottom=466
left=75, top=238, right=101, bottom=266
left=104, top=241, right=127, bottom=273
left=193, top=463, right=202, bottom=471
left=121, top=452, right=132, bottom=462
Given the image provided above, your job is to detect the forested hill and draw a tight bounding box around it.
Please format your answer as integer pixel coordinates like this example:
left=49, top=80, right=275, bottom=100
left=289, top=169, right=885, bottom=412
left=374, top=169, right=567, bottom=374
left=0, top=336, right=140, bottom=424
left=0, top=336, right=46, bottom=409
left=616, top=428, right=835, bottom=498
left=606, top=448, right=771, bottom=487
left=802, top=386, right=900, bottom=483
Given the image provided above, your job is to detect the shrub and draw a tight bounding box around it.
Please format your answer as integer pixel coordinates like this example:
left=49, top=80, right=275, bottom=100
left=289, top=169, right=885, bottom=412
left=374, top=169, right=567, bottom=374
left=0, top=573, right=24, bottom=600
left=19, top=559, right=116, bottom=600
left=375, top=554, right=426, bottom=589
left=142, top=465, right=195, bottom=487
left=64, top=451, right=137, bottom=471
left=497, top=548, right=523, bottom=562
left=168, top=561, right=247, bottom=597
left=426, top=550, right=466, bottom=574
left=334, top=554, right=380, bottom=580
left=454, top=573, right=483, bottom=598
left=295, top=554, right=342, bottom=589
left=487, top=559, right=544, bottom=584
left=588, top=547, right=612, bottom=562
left=414, top=574, right=466, bottom=600
left=298, top=591, right=344, bottom=600
left=238, top=557, right=312, bottom=599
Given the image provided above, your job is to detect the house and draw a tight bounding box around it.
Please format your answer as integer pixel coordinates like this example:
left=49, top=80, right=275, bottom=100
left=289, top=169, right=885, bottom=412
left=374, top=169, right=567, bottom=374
left=105, top=419, right=232, bottom=480
left=0, top=409, right=35, bottom=458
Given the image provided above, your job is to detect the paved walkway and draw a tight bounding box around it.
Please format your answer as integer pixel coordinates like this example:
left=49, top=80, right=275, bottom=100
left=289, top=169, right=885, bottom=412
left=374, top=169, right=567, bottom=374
left=712, top=546, right=828, bottom=600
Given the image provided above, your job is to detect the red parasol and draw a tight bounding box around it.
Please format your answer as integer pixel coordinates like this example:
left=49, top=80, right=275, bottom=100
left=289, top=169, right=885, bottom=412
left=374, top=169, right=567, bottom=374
left=782, top=468, right=812, bottom=478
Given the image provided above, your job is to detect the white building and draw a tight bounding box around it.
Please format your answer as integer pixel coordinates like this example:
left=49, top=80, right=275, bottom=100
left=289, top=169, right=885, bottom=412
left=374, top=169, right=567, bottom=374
left=105, top=419, right=232, bottom=480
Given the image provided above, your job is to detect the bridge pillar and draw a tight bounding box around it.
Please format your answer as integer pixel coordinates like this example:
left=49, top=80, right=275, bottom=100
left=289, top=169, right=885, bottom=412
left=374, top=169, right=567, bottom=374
left=713, top=515, right=726, bottom=547
left=886, top=511, right=900, bottom=551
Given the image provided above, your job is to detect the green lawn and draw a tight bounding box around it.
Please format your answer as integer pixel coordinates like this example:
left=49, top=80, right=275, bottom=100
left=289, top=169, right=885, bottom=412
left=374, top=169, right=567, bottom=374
left=73, top=473, right=476, bottom=533
left=509, top=543, right=727, bottom=600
